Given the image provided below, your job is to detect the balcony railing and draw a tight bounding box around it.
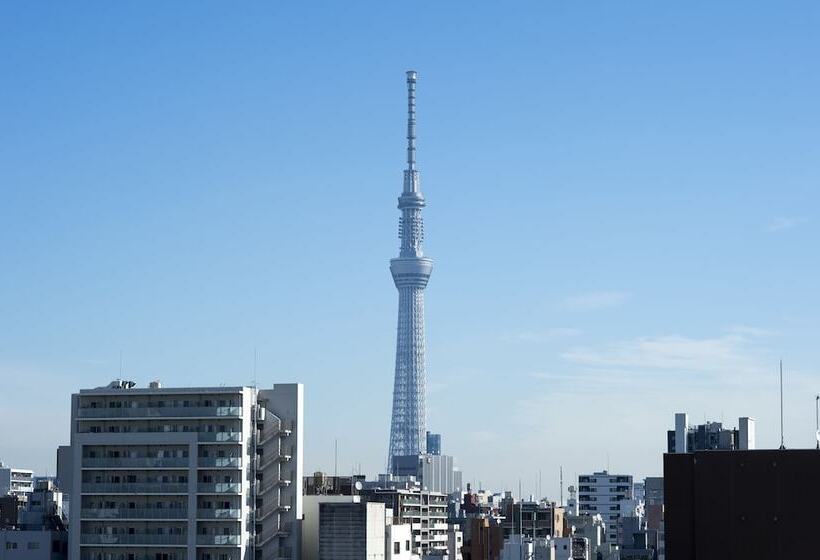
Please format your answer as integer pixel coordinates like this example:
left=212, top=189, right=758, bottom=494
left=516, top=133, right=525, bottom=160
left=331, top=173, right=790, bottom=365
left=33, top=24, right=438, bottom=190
left=198, top=457, right=242, bottom=468
left=80, top=534, right=187, bottom=546
left=197, top=508, right=241, bottom=519
left=80, top=508, right=188, bottom=520
left=196, top=535, right=240, bottom=546
left=82, top=457, right=189, bottom=469
left=197, top=483, right=241, bottom=494
left=81, top=483, right=188, bottom=494
left=198, top=432, right=242, bottom=443
left=77, top=406, right=242, bottom=419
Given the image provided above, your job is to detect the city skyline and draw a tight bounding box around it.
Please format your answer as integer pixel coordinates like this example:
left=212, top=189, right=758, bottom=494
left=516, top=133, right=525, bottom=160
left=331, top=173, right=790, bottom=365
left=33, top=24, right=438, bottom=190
left=1, top=2, right=819, bottom=499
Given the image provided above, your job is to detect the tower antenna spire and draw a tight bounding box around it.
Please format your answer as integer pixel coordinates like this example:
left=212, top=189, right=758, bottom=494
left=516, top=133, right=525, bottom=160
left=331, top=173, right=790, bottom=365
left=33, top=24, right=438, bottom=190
left=406, top=70, right=417, bottom=171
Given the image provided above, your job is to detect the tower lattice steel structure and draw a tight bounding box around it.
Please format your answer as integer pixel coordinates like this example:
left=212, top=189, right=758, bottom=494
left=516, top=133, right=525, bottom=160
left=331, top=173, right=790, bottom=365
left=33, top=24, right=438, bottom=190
left=388, top=71, right=432, bottom=469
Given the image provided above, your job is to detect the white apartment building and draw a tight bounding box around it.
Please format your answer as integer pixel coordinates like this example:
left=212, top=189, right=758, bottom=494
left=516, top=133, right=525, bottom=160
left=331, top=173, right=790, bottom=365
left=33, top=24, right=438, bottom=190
left=61, top=379, right=303, bottom=560
left=362, top=489, right=450, bottom=555
left=576, top=471, right=633, bottom=544
left=0, top=462, right=35, bottom=502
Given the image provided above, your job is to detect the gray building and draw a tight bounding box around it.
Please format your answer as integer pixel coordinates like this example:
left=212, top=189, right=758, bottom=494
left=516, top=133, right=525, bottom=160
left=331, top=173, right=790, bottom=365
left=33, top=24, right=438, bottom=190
left=0, top=463, right=34, bottom=503
left=391, top=454, right=462, bottom=495
left=667, top=413, right=755, bottom=453
left=318, top=501, right=386, bottom=560
left=0, top=479, right=68, bottom=559
left=60, top=379, right=303, bottom=560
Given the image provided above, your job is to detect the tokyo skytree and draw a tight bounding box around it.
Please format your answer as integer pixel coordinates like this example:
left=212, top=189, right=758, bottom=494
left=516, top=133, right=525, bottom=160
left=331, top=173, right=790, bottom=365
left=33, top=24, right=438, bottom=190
left=387, top=71, right=432, bottom=469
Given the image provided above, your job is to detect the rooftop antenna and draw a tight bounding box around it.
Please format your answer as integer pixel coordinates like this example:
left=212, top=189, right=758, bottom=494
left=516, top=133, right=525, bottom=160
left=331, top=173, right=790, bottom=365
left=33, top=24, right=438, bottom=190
left=252, top=348, right=258, bottom=388
left=334, top=438, right=338, bottom=477
left=815, top=395, right=819, bottom=450
left=406, top=70, right=417, bottom=172
left=560, top=466, right=563, bottom=506
left=779, top=360, right=786, bottom=450
left=119, top=350, right=123, bottom=377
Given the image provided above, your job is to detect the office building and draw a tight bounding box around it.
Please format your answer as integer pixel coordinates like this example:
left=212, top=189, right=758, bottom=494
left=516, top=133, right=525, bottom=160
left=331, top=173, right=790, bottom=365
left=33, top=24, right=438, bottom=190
left=391, top=454, right=462, bottom=495
left=318, top=501, right=386, bottom=560
left=664, top=449, right=820, bottom=559
left=667, top=413, right=755, bottom=453
left=426, top=433, right=441, bottom=456
left=61, top=379, right=303, bottom=560
left=0, top=462, right=34, bottom=503
left=576, top=471, right=633, bottom=543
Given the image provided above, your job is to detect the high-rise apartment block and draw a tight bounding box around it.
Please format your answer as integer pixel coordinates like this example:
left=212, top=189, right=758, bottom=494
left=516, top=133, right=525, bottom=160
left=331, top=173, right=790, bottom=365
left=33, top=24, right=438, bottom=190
left=61, top=379, right=303, bottom=560
left=577, top=471, right=633, bottom=543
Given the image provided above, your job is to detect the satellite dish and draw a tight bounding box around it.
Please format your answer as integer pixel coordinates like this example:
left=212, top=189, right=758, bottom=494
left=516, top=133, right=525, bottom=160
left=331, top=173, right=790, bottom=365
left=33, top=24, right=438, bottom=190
left=355, top=481, right=363, bottom=491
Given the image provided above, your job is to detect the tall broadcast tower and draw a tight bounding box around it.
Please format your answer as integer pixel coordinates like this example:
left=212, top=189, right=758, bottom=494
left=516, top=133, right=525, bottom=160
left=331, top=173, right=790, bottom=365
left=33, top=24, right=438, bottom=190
left=387, top=71, right=433, bottom=469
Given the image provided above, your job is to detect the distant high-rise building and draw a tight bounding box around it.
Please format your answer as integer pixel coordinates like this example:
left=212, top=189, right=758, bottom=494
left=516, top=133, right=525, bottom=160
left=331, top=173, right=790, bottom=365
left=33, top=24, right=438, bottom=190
left=667, top=413, right=755, bottom=453
left=426, top=431, right=441, bottom=455
left=577, top=471, right=634, bottom=544
left=61, top=379, right=303, bottom=560
left=388, top=71, right=433, bottom=469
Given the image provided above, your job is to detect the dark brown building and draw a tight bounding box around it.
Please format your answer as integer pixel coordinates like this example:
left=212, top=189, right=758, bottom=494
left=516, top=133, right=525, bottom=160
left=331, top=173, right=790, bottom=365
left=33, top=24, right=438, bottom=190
left=665, top=449, right=820, bottom=559
left=462, top=517, right=503, bottom=560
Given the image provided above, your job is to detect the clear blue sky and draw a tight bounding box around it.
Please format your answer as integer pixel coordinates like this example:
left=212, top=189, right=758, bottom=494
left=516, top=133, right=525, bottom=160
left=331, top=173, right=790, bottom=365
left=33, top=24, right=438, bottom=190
left=1, top=2, right=818, bottom=497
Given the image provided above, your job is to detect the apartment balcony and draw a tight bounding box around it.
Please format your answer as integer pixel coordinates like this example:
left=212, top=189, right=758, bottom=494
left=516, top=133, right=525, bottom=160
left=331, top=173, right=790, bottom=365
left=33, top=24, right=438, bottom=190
left=79, top=534, right=187, bottom=546
left=197, top=457, right=242, bottom=468
left=82, top=457, right=189, bottom=469
left=198, top=432, right=242, bottom=443
left=197, top=483, right=241, bottom=494
left=81, top=483, right=188, bottom=494
left=197, top=508, right=242, bottom=519
left=196, top=535, right=241, bottom=546
left=77, top=406, right=242, bottom=419
left=80, top=508, right=188, bottom=520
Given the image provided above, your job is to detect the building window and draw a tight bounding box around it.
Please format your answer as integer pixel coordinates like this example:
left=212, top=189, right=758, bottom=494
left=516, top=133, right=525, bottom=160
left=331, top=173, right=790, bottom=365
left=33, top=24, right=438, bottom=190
left=28, top=542, right=40, bottom=549
left=6, top=542, right=17, bottom=549
left=394, top=542, right=401, bottom=554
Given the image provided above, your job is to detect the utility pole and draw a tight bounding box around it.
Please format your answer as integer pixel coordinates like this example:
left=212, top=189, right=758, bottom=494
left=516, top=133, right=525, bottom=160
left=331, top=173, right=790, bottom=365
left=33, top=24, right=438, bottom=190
left=815, top=395, right=819, bottom=450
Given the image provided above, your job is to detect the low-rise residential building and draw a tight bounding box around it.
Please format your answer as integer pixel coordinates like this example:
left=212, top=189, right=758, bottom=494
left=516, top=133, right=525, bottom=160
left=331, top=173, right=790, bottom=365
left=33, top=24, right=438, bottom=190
left=363, top=488, right=450, bottom=555
left=0, top=463, right=34, bottom=503
left=500, top=497, right=564, bottom=540
left=0, top=478, right=68, bottom=559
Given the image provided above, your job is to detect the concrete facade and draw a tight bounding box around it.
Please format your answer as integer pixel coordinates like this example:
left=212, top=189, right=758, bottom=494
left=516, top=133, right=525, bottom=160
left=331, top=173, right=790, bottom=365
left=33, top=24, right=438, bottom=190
left=0, top=464, right=34, bottom=503
left=577, top=471, right=633, bottom=544
left=63, top=380, right=303, bottom=560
